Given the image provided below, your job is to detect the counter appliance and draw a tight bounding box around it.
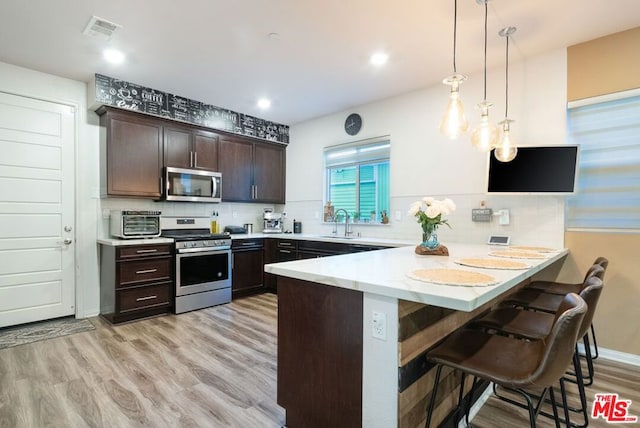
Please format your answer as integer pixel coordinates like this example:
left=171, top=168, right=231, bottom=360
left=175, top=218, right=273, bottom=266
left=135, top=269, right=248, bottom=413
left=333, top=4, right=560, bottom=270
left=263, top=209, right=283, bottom=233
left=110, top=210, right=161, bottom=239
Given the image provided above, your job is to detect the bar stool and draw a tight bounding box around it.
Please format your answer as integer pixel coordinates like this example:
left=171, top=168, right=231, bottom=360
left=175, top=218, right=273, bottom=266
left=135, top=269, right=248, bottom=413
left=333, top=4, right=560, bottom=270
left=526, top=257, right=608, bottom=361
left=501, top=265, right=604, bottom=387
left=425, top=293, right=587, bottom=428
left=469, top=277, right=603, bottom=427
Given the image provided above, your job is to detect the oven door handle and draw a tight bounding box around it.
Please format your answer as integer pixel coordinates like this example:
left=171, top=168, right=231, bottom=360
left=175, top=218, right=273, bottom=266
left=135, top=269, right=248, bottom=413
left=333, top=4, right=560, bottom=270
left=177, top=247, right=231, bottom=255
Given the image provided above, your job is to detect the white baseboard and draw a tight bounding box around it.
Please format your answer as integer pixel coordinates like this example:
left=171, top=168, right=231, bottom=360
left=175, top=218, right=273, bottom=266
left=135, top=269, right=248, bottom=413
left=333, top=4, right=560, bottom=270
left=577, top=343, right=640, bottom=367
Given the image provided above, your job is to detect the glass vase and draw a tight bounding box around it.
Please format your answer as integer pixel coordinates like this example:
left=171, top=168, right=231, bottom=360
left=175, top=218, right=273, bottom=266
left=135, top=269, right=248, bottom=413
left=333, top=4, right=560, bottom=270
left=421, top=224, right=440, bottom=250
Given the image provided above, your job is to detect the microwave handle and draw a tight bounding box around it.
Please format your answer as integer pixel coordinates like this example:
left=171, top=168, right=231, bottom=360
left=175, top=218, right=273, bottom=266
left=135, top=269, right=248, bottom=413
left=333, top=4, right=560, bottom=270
left=212, top=176, right=217, bottom=199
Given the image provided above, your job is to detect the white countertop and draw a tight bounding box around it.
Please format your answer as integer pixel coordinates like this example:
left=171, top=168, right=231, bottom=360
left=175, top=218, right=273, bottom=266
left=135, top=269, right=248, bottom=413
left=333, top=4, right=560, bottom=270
left=229, top=232, right=412, bottom=247
left=97, top=237, right=174, bottom=246
left=97, top=233, right=410, bottom=247
left=265, top=243, right=568, bottom=311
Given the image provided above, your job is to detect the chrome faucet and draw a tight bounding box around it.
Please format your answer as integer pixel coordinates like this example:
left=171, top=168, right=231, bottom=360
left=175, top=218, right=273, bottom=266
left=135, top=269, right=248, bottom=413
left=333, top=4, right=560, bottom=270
left=332, top=209, right=352, bottom=237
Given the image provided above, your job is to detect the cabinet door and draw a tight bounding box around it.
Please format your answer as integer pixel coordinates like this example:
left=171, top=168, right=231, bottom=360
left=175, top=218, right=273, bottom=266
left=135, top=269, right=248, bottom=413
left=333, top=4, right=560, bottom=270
left=219, top=137, right=253, bottom=201
left=164, top=125, right=193, bottom=168
left=105, top=110, right=163, bottom=197
left=254, top=142, right=286, bottom=203
left=193, top=130, right=219, bottom=171
left=232, top=250, right=264, bottom=296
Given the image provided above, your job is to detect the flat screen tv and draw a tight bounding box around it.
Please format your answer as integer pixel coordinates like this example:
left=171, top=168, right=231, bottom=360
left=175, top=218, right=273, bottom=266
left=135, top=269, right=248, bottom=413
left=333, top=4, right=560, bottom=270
left=486, top=145, right=579, bottom=194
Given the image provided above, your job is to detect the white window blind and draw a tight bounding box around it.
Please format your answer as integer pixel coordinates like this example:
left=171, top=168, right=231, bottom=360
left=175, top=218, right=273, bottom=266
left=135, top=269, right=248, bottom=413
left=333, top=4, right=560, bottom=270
left=324, top=137, right=390, bottom=167
left=566, top=92, right=640, bottom=230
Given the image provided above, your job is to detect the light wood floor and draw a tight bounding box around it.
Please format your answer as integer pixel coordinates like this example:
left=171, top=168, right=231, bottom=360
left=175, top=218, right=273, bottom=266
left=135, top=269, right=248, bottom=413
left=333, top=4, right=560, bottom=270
left=0, top=293, right=284, bottom=427
left=463, top=350, right=640, bottom=428
left=2, top=293, right=639, bottom=427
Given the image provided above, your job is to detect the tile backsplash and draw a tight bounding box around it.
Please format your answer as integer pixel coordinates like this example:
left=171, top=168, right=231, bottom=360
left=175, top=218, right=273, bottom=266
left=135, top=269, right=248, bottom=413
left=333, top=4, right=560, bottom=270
left=284, top=194, right=565, bottom=248
left=100, top=194, right=565, bottom=249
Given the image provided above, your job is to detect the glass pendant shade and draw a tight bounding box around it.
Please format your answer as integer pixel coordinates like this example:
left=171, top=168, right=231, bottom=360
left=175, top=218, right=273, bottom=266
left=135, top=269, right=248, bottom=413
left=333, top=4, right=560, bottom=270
left=439, top=75, right=469, bottom=139
left=470, top=102, right=499, bottom=152
left=494, top=120, right=517, bottom=162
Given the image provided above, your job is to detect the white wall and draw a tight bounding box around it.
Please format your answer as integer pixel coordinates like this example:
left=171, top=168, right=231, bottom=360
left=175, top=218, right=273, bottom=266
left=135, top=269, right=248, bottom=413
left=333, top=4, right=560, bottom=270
left=285, top=48, right=568, bottom=248
left=0, top=60, right=101, bottom=318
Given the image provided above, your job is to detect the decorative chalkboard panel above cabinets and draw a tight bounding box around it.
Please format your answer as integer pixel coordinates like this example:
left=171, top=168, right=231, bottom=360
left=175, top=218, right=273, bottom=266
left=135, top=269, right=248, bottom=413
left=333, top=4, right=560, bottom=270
left=93, top=74, right=289, bottom=144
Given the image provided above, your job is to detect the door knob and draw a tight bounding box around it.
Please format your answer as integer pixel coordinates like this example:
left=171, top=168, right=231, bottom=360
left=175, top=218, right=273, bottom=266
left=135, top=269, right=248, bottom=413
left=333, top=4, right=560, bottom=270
left=64, top=226, right=73, bottom=232
left=59, top=238, right=73, bottom=245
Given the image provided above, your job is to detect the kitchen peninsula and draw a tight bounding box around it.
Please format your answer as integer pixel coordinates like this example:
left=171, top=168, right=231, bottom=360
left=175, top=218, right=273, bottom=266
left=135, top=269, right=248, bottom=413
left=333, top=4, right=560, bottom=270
left=265, top=243, right=568, bottom=428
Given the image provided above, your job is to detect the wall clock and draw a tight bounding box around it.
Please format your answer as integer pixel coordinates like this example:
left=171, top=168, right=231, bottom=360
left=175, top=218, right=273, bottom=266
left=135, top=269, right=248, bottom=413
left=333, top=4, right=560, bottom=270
left=344, top=113, right=362, bottom=136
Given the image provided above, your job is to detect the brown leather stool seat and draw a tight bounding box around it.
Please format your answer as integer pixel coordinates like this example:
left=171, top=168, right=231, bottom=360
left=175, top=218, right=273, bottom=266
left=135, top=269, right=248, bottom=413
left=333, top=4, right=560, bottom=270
left=469, top=277, right=603, bottom=427
left=527, top=257, right=608, bottom=295
left=425, top=293, right=587, bottom=428
left=502, top=265, right=604, bottom=313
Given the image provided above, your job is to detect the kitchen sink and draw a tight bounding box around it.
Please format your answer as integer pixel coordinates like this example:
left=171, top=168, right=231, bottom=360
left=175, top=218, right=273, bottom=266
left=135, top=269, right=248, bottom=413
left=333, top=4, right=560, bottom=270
left=319, top=235, right=358, bottom=240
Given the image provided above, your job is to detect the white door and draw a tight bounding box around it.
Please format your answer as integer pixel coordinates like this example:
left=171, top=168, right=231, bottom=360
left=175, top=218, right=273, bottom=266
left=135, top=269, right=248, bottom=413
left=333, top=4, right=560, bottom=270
left=0, top=91, right=75, bottom=327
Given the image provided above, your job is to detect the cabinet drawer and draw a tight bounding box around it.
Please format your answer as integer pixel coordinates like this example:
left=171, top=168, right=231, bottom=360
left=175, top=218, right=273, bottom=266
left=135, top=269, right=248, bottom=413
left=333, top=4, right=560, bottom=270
left=118, top=258, right=172, bottom=287
left=277, top=239, right=298, bottom=250
left=117, top=244, right=172, bottom=259
left=118, top=283, right=171, bottom=313
left=232, top=239, right=264, bottom=250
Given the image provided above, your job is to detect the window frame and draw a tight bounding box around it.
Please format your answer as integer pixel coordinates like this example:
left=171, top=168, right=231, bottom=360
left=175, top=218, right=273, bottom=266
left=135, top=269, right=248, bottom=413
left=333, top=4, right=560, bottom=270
left=323, top=136, right=391, bottom=224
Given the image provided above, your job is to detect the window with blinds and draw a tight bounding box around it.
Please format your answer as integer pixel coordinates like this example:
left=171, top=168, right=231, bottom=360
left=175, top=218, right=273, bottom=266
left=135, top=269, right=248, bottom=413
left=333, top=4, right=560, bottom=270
left=324, top=137, right=390, bottom=223
left=566, top=90, right=640, bottom=231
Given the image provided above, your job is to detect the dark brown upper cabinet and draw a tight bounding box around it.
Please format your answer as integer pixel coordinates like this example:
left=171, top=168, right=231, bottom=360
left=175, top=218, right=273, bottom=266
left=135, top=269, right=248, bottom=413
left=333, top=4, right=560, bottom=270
left=164, top=125, right=219, bottom=171
left=99, top=107, right=163, bottom=198
left=219, top=137, right=286, bottom=204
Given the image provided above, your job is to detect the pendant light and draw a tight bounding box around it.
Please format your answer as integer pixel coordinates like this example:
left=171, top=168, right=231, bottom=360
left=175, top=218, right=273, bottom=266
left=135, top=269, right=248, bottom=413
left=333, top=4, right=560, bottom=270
left=470, top=0, right=499, bottom=152
left=495, top=26, right=518, bottom=162
left=439, top=0, right=469, bottom=139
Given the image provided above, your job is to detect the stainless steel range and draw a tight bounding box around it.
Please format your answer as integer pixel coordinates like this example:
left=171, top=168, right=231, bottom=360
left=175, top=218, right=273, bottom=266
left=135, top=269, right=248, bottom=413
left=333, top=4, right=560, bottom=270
left=161, top=216, right=231, bottom=314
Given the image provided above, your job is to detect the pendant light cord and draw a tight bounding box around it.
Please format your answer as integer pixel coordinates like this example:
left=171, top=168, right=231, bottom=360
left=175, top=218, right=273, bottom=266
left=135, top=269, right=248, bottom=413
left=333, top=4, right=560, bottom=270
left=482, top=1, right=488, bottom=101
left=453, top=0, right=458, bottom=73
left=504, top=32, right=510, bottom=118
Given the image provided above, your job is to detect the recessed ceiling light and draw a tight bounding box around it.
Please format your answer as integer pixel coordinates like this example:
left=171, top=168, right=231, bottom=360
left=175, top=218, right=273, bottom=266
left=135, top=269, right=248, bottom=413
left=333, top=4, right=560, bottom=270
left=257, top=98, right=271, bottom=109
left=103, top=49, right=125, bottom=64
left=370, top=52, right=389, bottom=67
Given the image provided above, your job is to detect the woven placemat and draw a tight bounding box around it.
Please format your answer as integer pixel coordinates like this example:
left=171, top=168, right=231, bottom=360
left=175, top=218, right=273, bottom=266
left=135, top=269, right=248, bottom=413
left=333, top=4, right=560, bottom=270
left=455, top=258, right=530, bottom=270
left=489, top=250, right=548, bottom=259
left=509, top=245, right=558, bottom=253
left=407, top=268, right=498, bottom=287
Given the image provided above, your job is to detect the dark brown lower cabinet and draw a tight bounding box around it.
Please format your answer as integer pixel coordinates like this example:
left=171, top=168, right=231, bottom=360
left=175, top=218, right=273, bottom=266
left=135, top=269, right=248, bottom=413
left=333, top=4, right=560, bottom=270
left=99, top=243, right=173, bottom=324
left=278, top=276, right=363, bottom=428
left=232, top=239, right=265, bottom=298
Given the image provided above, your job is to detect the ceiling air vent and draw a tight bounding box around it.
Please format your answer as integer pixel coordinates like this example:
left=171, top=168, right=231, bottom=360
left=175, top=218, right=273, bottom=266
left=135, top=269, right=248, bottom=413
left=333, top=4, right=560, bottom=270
left=83, top=16, right=121, bottom=41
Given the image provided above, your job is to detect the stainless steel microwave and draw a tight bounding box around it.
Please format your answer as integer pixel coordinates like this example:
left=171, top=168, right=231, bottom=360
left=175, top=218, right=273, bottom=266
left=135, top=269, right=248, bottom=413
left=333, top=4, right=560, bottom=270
left=164, top=167, right=222, bottom=203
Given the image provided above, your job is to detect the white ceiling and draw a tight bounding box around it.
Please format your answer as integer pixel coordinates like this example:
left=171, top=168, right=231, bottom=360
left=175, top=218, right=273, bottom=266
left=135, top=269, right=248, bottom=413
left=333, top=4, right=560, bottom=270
left=1, top=0, right=639, bottom=125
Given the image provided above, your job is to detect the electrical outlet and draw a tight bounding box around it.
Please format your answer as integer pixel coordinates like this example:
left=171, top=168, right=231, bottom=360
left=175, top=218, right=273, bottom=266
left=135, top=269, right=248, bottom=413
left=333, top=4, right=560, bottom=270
left=314, top=211, right=320, bottom=219
left=372, top=311, right=386, bottom=340
left=395, top=210, right=402, bottom=221
left=232, top=211, right=238, bottom=218
left=102, top=209, right=111, bottom=219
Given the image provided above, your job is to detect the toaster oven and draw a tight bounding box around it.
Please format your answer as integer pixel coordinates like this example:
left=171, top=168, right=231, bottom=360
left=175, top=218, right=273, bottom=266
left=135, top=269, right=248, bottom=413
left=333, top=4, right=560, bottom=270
left=110, top=210, right=161, bottom=239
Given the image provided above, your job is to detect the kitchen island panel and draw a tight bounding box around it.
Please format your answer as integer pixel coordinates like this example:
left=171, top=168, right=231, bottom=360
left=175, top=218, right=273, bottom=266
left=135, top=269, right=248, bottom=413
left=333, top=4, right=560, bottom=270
left=277, top=276, right=363, bottom=428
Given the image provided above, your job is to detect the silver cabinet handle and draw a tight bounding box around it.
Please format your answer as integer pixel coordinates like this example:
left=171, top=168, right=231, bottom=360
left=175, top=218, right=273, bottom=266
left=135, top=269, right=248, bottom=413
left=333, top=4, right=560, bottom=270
left=136, top=295, right=157, bottom=302
left=279, top=242, right=292, bottom=246
left=190, top=151, right=194, bottom=167
left=279, top=250, right=291, bottom=254
left=194, top=152, right=198, bottom=167
left=136, top=249, right=158, bottom=254
left=135, top=269, right=158, bottom=275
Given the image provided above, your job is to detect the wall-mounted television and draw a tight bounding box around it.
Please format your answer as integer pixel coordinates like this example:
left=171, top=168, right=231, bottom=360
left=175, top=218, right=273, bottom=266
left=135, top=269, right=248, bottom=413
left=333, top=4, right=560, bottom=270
left=486, top=145, right=580, bottom=194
